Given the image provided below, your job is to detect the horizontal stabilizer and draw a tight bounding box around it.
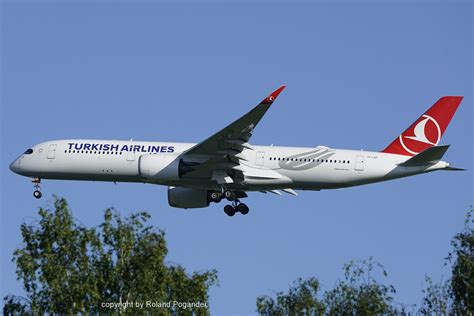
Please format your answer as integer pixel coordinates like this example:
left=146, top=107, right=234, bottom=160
left=398, top=145, right=450, bottom=166
left=444, top=166, right=466, bottom=171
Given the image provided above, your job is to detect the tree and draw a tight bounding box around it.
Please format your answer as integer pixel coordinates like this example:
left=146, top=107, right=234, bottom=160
left=446, top=208, right=473, bottom=314
left=256, top=277, right=325, bottom=316
left=324, top=257, right=396, bottom=315
left=256, top=257, right=397, bottom=316
left=419, top=208, right=474, bottom=315
left=419, top=275, right=451, bottom=315
left=3, top=196, right=217, bottom=315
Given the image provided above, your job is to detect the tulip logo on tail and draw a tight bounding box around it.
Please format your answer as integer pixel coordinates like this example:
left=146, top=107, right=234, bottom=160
left=382, top=96, right=462, bottom=156
left=399, top=114, right=441, bottom=155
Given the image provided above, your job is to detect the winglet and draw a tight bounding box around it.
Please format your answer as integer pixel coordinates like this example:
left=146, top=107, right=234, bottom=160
left=260, top=85, right=286, bottom=105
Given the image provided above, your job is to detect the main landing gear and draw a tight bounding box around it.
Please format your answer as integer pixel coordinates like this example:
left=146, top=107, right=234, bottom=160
left=209, top=190, right=250, bottom=216
left=223, top=200, right=249, bottom=216
left=32, top=178, right=42, bottom=199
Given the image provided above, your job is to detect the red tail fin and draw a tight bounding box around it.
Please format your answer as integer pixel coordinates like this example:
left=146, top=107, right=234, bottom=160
left=382, top=96, right=463, bottom=156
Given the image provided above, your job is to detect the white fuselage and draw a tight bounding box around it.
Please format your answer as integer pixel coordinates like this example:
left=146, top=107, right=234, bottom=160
left=9, top=139, right=450, bottom=191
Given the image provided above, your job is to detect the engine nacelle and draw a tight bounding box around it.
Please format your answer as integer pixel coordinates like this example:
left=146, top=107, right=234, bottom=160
left=138, top=154, right=180, bottom=182
left=168, top=186, right=210, bottom=209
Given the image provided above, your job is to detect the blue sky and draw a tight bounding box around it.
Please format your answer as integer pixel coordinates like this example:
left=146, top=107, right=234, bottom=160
left=1, top=1, right=472, bottom=315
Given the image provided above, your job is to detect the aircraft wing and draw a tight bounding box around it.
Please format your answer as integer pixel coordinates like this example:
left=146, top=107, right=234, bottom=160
left=184, top=86, right=285, bottom=156
left=181, top=86, right=286, bottom=183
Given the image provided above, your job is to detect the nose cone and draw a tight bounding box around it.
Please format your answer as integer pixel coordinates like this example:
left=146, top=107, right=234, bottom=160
left=9, top=158, right=21, bottom=174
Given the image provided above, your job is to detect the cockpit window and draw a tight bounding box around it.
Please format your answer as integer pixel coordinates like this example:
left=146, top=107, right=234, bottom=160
left=24, top=149, right=33, bottom=155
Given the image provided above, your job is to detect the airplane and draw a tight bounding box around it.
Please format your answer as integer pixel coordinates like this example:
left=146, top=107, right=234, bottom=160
left=9, top=86, right=464, bottom=216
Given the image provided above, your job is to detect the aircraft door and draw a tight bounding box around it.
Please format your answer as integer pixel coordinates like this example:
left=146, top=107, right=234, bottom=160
left=127, top=142, right=135, bottom=161
left=355, top=155, right=364, bottom=171
left=47, top=144, right=57, bottom=159
left=255, top=151, right=265, bottom=166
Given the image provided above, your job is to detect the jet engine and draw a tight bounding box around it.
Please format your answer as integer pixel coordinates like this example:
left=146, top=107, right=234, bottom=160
left=167, top=186, right=210, bottom=209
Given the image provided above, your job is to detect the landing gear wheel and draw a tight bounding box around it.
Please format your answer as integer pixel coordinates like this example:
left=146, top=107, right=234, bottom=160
left=33, top=190, right=42, bottom=199
left=224, top=205, right=236, bottom=217
left=210, top=192, right=222, bottom=203
left=237, top=203, right=249, bottom=215
left=224, top=190, right=236, bottom=201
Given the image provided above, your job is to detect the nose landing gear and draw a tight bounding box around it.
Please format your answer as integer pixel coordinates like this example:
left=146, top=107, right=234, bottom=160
left=32, top=178, right=42, bottom=199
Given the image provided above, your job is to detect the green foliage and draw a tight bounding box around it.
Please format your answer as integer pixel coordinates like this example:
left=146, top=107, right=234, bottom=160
left=256, top=257, right=396, bottom=316
left=419, top=275, right=451, bottom=315
left=446, top=208, right=474, bottom=314
left=3, top=196, right=217, bottom=315
left=420, top=208, right=474, bottom=315
left=256, top=277, right=325, bottom=316
left=324, top=257, right=396, bottom=316
left=257, top=209, right=473, bottom=315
